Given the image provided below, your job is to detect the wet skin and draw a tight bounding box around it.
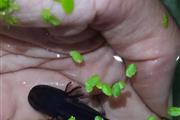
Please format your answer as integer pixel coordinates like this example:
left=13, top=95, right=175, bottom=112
left=0, top=0, right=180, bottom=120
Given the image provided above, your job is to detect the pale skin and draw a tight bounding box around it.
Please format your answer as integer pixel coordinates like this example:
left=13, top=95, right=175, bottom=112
left=0, top=0, right=180, bottom=120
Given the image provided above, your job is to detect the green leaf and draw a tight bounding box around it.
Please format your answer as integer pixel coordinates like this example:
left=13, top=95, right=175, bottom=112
left=147, top=115, right=157, bottom=120
left=85, top=84, right=93, bottom=93
left=168, top=106, right=180, bottom=117
left=68, top=116, right=76, bottom=120
left=56, top=0, right=74, bottom=14
left=162, top=0, right=180, bottom=27
left=118, top=81, right=126, bottom=90
left=86, top=75, right=100, bottom=85
left=4, top=15, right=18, bottom=25
left=69, top=50, right=84, bottom=64
left=96, top=81, right=103, bottom=89
left=112, top=83, right=122, bottom=97
left=112, top=81, right=126, bottom=97
left=41, top=9, right=61, bottom=26
left=0, top=0, right=10, bottom=10
left=0, top=0, right=19, bottom=25
left=95, top=115, right=104, bottom=120
left=85, top=75, right=100, bottom=93
left=126, top=63, right=137, bottom=78
left=102, top=83, right=112, bottom=96
left=8, top=2, right=20, bottom=12
left=162, top=13, right=169, bottom=28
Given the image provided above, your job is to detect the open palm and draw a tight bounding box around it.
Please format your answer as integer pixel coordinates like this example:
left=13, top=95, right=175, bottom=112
left=0, top=0, right=180, bottom=120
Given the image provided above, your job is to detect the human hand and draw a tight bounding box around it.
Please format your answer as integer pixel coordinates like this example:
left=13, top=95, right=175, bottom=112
left=0, top=0, right=180, bottom=120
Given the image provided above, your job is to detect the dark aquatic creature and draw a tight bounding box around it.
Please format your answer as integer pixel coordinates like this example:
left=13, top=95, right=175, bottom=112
left=28, top=82, right=109, bottom=120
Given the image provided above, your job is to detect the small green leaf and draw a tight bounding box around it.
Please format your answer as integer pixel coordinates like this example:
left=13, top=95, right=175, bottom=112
left=69, top=50, right=84, bottom=64
left=68, top=116, right=76, bottom=120
left=118, top=81, right=126, bottom=90
left=126, top=63, right=137, bottom=78
left=85, top=84, right=93, bottom=93
left=112, top=83, right=122, bottom=97
left=85, top=75, right=100, bottom=93
left=0, top=0, right=20, bottom=25
left=41, top=9, right=61, bottom=26
left=147, top=115, right=157, bottom=120
left=112, top=81, right=126, bottom=97
left=56, top=0, right=74, bottom=14
left=102, top=83, right=112, bottom=96
left=162, top=13, right=169, bottom=28
left=8, top=2, right=20, bottom=12
left=168, top=106, right=180, bottom=117
left=4, top=15, right=18, bottom=25
left=95, top=115, right=104, bottom=120
left=0, top=0, right=10, bottom=10
left=86, top=75, right=100, bottom=87
left=96, top=81, right=103, bottom=89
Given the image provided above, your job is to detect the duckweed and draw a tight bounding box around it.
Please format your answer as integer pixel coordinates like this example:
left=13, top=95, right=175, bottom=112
left=56, top=0, right=74, bottom=14
left=0, top=0, right=19, bottom=25
left=168, top=106, right=180, bottom=117
left=96, top=81, right=103, bottom=89
left=147, top=115, right=157, bottom=120
left=41, top=9, right=61, bottom=26
left=126, top=63, right=137, bottom=78
left=0, top=0, right=10, bottom=10
left=69, top=50, right=84, bottom=64
left=85, top=75, right=100, bottom=93
left=95, top=115, right=104, bottom=120
left=102, top=83, right=112, bottom=96
left=85, top=75, right=126, bottom=97
left=162, top=13, right=169, bottom=28
left=112, top=81, right=126, bottom=97
left=68, top=116, right=76, bottom=120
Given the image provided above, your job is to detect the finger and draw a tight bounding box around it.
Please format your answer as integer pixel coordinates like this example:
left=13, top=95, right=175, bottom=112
left=93, top=0, right=180, bottom=116
left=0, top=0, right=95, bottom=27
left=102, top=82, right=160, bottom=120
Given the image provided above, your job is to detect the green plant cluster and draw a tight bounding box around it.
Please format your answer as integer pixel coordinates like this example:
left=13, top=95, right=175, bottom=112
left=85, top=74, right=126, bottom=97
left=0, top=0, right=19, bottom=25
left=84, top=63, right=137, bottom=97
left=0, top=0, right=75, bottom=26
left=41, top=0, right=74, bottom=26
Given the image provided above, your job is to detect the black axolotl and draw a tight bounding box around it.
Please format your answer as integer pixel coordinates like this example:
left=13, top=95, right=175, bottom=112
left=28, top=82, right=109, bottom=120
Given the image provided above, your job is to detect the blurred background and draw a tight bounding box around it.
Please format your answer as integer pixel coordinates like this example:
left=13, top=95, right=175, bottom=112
left=162, top=0, right=180, bottom=27
left=162, top=0, right=180, bottom=119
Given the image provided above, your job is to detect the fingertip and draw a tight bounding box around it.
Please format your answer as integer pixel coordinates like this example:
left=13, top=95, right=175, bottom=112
left=0, top=0, right=95, bottom=27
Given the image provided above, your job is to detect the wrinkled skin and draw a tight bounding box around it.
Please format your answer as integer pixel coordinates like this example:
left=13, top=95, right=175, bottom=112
left=0, top=0, right=180, bottom=120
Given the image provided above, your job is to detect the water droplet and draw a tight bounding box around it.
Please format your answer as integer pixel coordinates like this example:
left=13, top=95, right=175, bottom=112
left=57, top=54, right=61, bottom=58
left=55, top=82, right=59, bottom=86
left=113, top=55, right=123, bottom=62
left=176, top=56, right=180, bottom=61
left=22, top=81, right=26, bottom=85
left=7, top=44, right=11, bottom=48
